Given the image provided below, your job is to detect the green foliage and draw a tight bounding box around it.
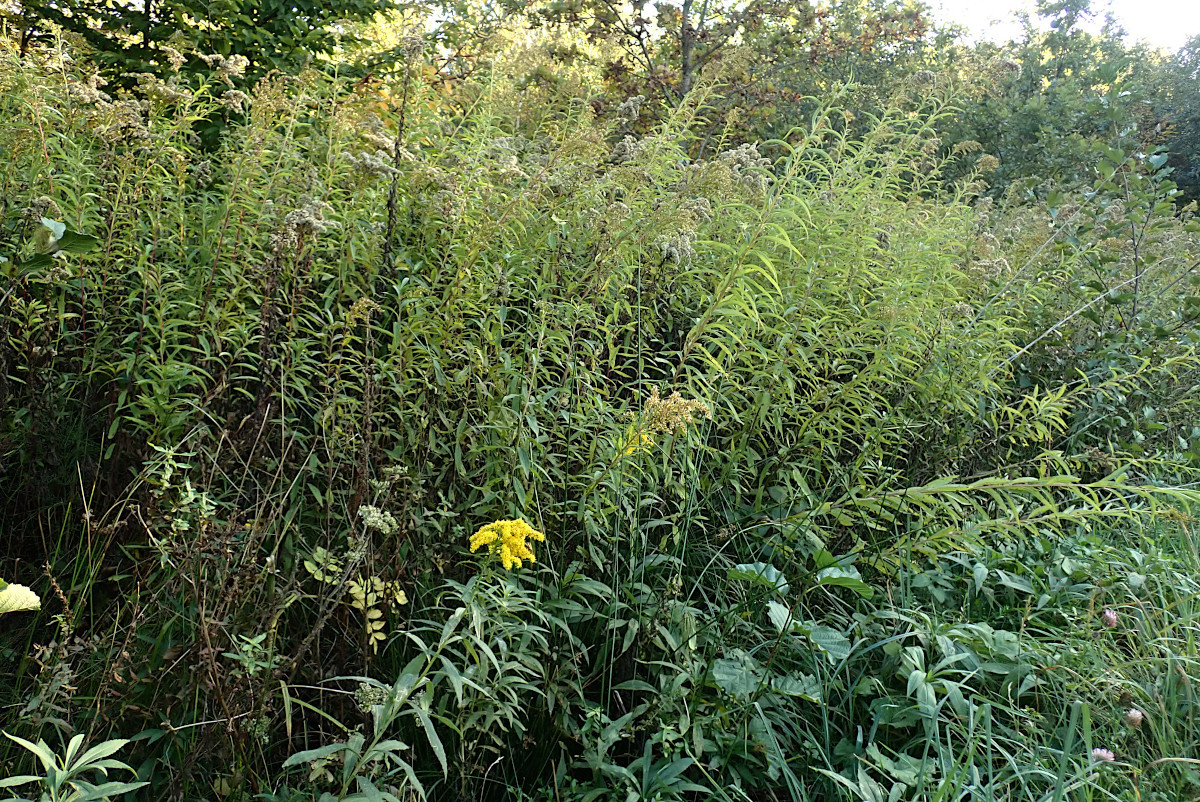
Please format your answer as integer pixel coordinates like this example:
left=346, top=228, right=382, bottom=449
left=0, top=733, right=146, bottom=801
left=2, top=19, right=1200, bottom=802
left=22, top=0, right=393, bottom=86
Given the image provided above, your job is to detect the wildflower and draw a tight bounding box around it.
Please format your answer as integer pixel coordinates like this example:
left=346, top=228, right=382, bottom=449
left=271, top=195, right=338, bottom=253
left=222, top=89, right=250, bottom=113
left=616, top=95, right=645, bottom=125
left=610, top=134, right=643, bottom=164
left=991, top=57, right=1023, bottom=81
left=468, top=518, right=546, bottom=570
left=199, top=53, right=250, bottom=84
left=347, top=297, right=381, bottom=324
left=398, top=36, right=424, bottom=59
left=1125, top=708, right=1144, bottom=728
left=1101, top=608, right=1119, bottom=628
left=655, top=230, right=697, bottom=265
left=911, top=69, right=937, bottom=87
left=619, top=429, right=655, bottom=457
left=717, top=143, right=772, bottom=194
left=22, top=196, right=61, bottom=224
left=354, top=682, right=391, bottom=712
left=606, top=201, right=631, bottom=221
left=1091, top=747, right=1115, bottom=762
left=680, top=196, right=713, bottom=223
left=642, top=386, right=712, bottom=435
left=69, top=73, right=111, bottom=105
left=977, top=154, right=1000, bottom=172
left=160, top=46, right=187, bottom=71
left=358, top=505, right=398, bottom=535
left=190, top=160, right=214, bottom=188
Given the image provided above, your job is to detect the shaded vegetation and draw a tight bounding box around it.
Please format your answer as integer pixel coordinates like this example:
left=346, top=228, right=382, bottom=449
left=3, top=1, right=1200, bottom=800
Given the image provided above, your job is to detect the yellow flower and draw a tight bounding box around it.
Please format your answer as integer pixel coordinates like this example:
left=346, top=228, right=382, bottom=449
left=468, top=518, right=546, bottom=570
left=618, top=428, right=655, bottom=457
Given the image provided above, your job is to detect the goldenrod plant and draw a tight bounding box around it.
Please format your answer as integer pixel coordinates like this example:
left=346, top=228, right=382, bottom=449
left=5, top=16, right=1200, bottom=802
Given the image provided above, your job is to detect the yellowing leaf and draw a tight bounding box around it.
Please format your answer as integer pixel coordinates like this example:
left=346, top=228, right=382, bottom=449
left=0, top=582, right=41, bottom=614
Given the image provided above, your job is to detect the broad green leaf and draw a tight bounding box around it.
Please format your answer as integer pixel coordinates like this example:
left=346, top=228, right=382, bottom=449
left=816, top=566, right=874, bottom=599
left=55, top=231, right=101, bottom=254
left=771, top=672, right=822, bottom=702
left=728, top=562, right=789, bottom=596
left=282, top=742, right=347, bottom=768
left=807, top=625, right=853, bottom=663
left=711, top=651, right=762, bottom=697
left=71, top=739, right=131, bottom=772
left=40, top=217, right=66, bottom=240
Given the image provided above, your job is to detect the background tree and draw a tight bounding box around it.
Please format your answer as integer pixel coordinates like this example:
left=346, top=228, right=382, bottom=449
left=26, top=0, right=395, bottom=82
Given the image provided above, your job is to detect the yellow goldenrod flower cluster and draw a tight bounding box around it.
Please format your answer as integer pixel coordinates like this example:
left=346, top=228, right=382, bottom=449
left=643, top=386, right=712, bottom=435
left=469, top=518, right=546, bottom=570
left=617, top=387, right=712, bottom=458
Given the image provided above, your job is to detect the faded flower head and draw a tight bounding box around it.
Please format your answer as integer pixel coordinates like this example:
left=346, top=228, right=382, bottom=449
left=97, top=99, right=151, bottom=142
left=347, top=150, right=400, bottom=178
left=1101, top=608, right=1119, bottom=628
left=642, top=386, right=712, bottom=435
left=991, top=57, right=1023, bottom=81
left=680, top=196, right=713, bottom=223
left=968, top=257, right=1008, bottom=281
left=1091, top=747, right=1115, bottom=762
left=610, top=134, right=643, bottom=164
left=357, top=505, right=398, bottom=535
left=222, top=90, right=250, bottom=113
left=23, top=196, right=61, bottom=224
left=977, top=154, right=1000, bottom=173
left=69, top=73, right=111, bottom=106
left=1124, top=708, right=1144, bottom=728
left=354, top=682, right=391, bottom=712
left=718, top=143, right=772, bottom=194
left=616, top=95, right=645, bottom=126
left=655, top=229, right=697, bottom=265
left=468, top=518, right=546, bottom=571
left=911, top=69, right=937, bottom=87
left=272, top=195, right=338, bottom=253
left=199, top=53, right=250, bottom=84
left=160, top=46, right=187, bottom=71
left=347, top=297, right=381, bottom=324
left=398, top=36, right=424, bottom=59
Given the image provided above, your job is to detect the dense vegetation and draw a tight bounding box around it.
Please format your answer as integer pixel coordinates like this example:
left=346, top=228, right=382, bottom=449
left=4, top=0, right=1200, bottom=800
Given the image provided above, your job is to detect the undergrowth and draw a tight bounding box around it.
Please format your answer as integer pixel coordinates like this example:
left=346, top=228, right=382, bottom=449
left=3, top=28, right=1200, bottom=802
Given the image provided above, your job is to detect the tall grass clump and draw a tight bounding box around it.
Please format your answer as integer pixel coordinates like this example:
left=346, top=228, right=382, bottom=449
left=3, top=28, right=1200, bottom=802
